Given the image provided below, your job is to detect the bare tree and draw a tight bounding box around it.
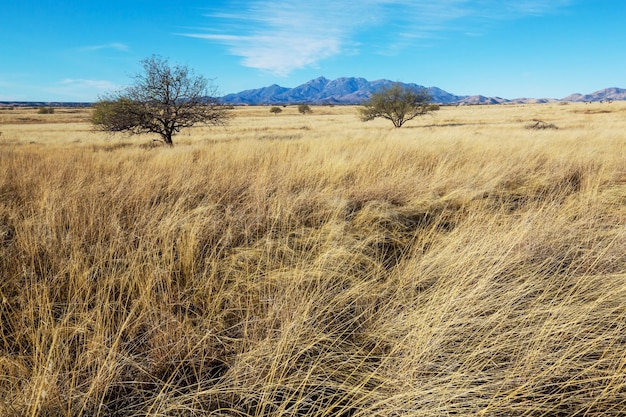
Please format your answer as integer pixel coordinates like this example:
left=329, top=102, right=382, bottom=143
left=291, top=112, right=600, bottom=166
left=92, top=55, right=230, bottom=145
left=359, top=82, right=438, bottom=128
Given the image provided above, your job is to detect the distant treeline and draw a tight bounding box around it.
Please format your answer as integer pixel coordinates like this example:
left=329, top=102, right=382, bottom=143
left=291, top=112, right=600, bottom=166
left=0, top=102, right=92, bottom=108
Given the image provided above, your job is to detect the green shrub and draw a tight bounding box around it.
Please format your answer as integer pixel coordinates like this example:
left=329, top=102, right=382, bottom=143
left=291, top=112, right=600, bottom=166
left=298, top=104, right=313, bottom=114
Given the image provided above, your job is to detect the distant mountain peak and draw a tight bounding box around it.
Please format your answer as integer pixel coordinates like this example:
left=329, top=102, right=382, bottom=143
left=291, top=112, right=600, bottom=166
left=221, top=77, right=626, bottom=106
left=222, top=77, right=464, bottom=105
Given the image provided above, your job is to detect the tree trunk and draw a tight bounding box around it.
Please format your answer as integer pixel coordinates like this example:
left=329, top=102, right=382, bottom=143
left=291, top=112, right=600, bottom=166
left=162, top=132, right=174, bottom=146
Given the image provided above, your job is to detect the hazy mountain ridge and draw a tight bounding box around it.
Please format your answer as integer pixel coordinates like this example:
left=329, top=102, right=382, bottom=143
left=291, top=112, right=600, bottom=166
left=1, top=84, right=623, bottom=107
left=222, top=78, right=626, bottom=105
left=0, top=101, right=92, bottom=107
left=561, top=87, right=626, bottom=102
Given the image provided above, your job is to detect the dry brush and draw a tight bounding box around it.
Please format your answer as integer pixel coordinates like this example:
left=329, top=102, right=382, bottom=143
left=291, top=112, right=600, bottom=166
left=0, top=103, right=625, bottom=416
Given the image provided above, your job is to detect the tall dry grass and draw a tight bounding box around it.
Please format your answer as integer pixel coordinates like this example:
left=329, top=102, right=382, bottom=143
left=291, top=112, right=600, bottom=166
left=1, top=103, right=625, bottom=416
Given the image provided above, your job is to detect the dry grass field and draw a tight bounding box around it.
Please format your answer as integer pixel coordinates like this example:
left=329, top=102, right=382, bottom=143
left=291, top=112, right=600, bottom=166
left=1, top=102, right=625, bottom=416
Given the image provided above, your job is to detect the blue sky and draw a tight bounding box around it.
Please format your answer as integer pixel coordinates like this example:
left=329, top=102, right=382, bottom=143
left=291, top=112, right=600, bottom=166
left=2, top=0, right=625, bottom=101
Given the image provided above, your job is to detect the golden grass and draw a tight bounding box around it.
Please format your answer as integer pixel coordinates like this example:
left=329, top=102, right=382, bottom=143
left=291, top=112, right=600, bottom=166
left=1, top=102, right=625, bottom=416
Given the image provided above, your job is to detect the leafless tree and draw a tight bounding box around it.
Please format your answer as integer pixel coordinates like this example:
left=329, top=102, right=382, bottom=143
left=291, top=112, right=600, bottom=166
left=92, top=55, right=230, bottom=146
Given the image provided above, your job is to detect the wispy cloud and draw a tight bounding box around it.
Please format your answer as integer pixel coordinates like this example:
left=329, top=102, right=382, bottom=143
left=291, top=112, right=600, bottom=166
left=183, top=1, right=369, bottom=76
left=45, top=79, right=122, bottom=101
left=503, top=0, right=573, bottom=16
left=0, top=77, right=123, bottom=101
left=183, top=0, right=572, bottom=75
left=77, top=43, right=130, bottom=52
left=59, top=79, right=121, bottom=89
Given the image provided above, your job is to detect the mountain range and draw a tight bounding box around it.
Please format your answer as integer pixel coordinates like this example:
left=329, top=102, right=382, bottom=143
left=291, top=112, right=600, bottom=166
left=1, top=79, right=623, bottom=108
left=222, top=76, right=626, bottom=105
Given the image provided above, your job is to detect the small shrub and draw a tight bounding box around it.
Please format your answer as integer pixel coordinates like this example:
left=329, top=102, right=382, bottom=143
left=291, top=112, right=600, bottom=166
left=269, top=106, right=282, bottom=114
left=37, top=106, right=55, bottom=114
left=525, top=119, right=558, bottom=130
left=298, top=104, right=313, bottom=114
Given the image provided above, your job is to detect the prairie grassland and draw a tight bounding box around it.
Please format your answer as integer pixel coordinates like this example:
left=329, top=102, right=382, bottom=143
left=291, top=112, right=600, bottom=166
left=1, top=102, right=625, bottom=416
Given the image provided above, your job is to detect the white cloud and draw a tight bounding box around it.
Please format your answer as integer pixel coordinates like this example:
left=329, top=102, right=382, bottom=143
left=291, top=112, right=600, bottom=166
left=186, top=33, right=341, bottom=76
left=183, top=1, right=368, bottom=76
left=183, top=0, right=572, bottom=75
left=77, top=43, right=130, bottom=52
